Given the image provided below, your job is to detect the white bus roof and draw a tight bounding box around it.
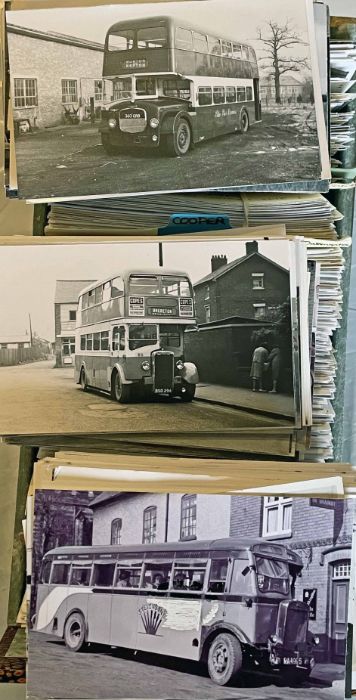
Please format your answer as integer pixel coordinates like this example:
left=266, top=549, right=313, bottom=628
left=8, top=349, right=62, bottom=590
left=78, top=269, right=191, bottom=297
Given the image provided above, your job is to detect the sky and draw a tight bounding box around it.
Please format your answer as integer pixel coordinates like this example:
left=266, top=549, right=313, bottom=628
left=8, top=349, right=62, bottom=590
left=0, top=239, right=290, bottom=342
left=7, top=0, right=312, bottom=71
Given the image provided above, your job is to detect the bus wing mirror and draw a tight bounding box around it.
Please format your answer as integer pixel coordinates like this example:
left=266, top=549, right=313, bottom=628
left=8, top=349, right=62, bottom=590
left=241, top=566, right=250, bottom=576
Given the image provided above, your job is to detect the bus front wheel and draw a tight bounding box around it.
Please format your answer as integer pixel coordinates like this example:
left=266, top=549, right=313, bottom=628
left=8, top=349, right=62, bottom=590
left=64, top=612, right=86, bottom=652
left=101, top=133, right=121, bottom=156
left=180, top=381, right=195, bottom=402
left=240, top=109, right=249, bottom=134
left=207, top=633, right=242, bottom=685
left=111, top=370, right=131, bottom=403
left=164, top=119, right=191, bottom=157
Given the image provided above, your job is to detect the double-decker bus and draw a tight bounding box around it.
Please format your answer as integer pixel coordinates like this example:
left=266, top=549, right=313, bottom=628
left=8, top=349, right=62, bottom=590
left=74, top=269, right=198, bottom=403
left=99, top=15, right=261, bottom=156
left=33, top=537, right=319, bottom=686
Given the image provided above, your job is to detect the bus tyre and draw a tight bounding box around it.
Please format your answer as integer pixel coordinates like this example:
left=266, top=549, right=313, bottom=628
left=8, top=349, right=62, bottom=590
left=165, top=119, right=191, bottom=156
left=240, top=109, right=249, bottom=134
left=207, top=633, right=242, bottom=686
left=111, top=370, right=131, bottom=403
left=80, top=368, right=88, bottom=392
left=64, top=612, right=86, bottom=652
left=101, top=133, right=121, bottom=156
left=181, top=381, right=195, bottom=402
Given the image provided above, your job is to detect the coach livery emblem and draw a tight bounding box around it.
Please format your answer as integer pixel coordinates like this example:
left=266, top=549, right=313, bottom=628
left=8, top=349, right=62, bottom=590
left=139, top=603, right=167, bottom=635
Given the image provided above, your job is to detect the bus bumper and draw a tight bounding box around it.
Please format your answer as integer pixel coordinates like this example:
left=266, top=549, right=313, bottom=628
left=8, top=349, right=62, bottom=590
left=99, top=124, right=160, bottom=148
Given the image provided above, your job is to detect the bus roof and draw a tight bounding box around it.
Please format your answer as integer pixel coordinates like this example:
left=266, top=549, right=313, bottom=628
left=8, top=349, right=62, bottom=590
left=44, top=537, right=303, bottom=566
left=78, top=269, right=191, bottom=297
left=106, top=15, right=256, bottom=55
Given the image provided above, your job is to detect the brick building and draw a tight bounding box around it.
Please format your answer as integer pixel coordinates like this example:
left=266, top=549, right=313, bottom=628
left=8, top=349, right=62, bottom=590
left=54, top=279, right=94, bottom=367
left=230, top=495, right=355, bottom=663
left=260, top=75, right=304, bottom=105
left=193, top=241, right=290, bottom=325
left=7, top=24, right=105, bottom=129
left=90, top=490, right=353, bottom=664
left=91, top=492, right=231, bottom=546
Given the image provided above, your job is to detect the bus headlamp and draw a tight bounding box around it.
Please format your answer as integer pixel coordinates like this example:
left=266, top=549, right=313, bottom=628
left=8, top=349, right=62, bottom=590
left=152, top=134, right=158, bottom=142
left=108, top=118, right=117, bottom=128
left=313, top=636, right=320, bottom=646
left=270, top=635, right=278, bottom=644
left=141, top=361, right=150, bottom=371
left=150, top=118, right=159, bottom=128
left=176, top=360, right=184, bottom=371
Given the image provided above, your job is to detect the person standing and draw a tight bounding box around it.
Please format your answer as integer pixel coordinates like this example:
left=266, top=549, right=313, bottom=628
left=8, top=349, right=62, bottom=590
left=267, top=345, right=281, bottom=393
left=250, top=344, right=269, bottom=392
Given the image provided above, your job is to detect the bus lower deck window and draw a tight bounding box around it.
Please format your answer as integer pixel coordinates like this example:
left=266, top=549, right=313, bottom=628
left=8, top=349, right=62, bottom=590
left=51, top=563, right=70, bottom=585
left=236, top=87, right=246, bottom=102
left=213, top=87, right=225, bottom=104
left=246, top=86, right=253, bottom=101
left=226, top=87, right=236, bottom=103
left=198, top=87, right=212, bottom=106
left=70, top=566, right=92, bottom=586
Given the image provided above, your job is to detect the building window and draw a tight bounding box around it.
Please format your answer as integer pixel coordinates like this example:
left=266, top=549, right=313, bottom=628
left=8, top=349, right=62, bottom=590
left=62, top=79, right=78, bottom=104
left=180, top=494, right=197, bottom=540
left=262, top=496, right=292, bottom=538
left=111, top=518, right=122, bottom=544
left=333, top=561, right=351, bottom=579
left=204, top=285, right=210, bottom=301
left=252, top=273, right=264, bottom=290
left=94, top=80, right=103, bottom=102
left=62, top=337, right=75, bottom=356
left=14, top=78, right=38, bottom=108
left=69, top=310, right=77, bottom=321
left=253, top=303, right=266, bottom=320
left=204, top=305, right=211, bottom=323
left=142, top=506, right=157, bottom=544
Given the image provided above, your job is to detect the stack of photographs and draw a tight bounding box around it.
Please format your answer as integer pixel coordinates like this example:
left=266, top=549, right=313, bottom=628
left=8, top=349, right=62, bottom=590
left=329, top=18, right=356, bottom=175
left=5, top=450, right=355, bottom=699
left=0, top=234, right=346, bottom=463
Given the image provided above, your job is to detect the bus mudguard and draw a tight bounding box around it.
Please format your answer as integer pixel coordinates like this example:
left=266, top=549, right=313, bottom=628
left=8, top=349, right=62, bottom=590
left=201, top=621, right=251, bottom=659
left=160, top=110, right=195, bottom=137
left=111, top=363, right=133, bottom=385
left=181, top=362, right=199, bottom=385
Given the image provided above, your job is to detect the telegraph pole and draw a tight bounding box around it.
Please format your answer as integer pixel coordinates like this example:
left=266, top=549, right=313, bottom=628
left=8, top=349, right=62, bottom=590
left=28, top=313, right=33, bottom=346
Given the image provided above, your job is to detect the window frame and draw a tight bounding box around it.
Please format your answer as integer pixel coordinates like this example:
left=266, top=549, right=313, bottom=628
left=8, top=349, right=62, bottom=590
left=180, top=494, right=197, bottom=541
left=61, top=78, right=78, bottom=104
left=262, top=496, right=293, bottom=539
left=252, top=273, right=265, bottom=290
left=142, top=505, right=157, bottom=544
left=111, top=517, right=122, bottom=545
left=13, top=77, right=38, bottom=109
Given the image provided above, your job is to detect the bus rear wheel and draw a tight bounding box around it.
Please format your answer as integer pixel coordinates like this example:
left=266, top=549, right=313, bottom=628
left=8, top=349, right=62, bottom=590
left=111, top=370, right=131, bottom=403
left=80, top=368, right=88, bottom=392
left=240, top=109, right=249, bottom=134
left=180, top=381, right=195, bottom=402
left=207, top=633, right=243, bottom=685
left=101, top=133, right=121, bottom=155
left=164, top=119, right=191, bottom=156
left=64, top=612, right=86, bottom=652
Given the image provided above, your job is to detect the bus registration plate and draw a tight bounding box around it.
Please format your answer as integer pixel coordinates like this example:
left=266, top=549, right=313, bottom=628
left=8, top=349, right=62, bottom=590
left=282, top=657, right=308, bottom=667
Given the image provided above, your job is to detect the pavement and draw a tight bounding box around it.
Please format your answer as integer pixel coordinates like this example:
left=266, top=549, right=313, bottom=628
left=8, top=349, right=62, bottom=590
left=195, top=384, right=295, bottom=420
left=14, top=110, right=321, bottom=200
left=0, top=358, right=290, bottom=436
left=27, top=632, right=345, bottom=700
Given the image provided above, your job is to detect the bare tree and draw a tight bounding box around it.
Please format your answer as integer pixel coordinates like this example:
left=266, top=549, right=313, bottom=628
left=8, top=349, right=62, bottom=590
left=257, top=21, right=309, bottom=104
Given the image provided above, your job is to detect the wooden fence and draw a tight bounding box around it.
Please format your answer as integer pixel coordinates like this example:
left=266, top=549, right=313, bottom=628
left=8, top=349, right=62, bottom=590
left=0, top=347, right=48, bottom=367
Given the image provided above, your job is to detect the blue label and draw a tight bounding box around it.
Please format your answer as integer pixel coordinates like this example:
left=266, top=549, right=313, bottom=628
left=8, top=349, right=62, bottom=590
left=158, top=213, right=231, bottom=235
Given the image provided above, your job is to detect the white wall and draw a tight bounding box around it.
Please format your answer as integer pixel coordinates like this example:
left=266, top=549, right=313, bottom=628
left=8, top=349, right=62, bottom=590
left=326, top=0, right=356, bottom=16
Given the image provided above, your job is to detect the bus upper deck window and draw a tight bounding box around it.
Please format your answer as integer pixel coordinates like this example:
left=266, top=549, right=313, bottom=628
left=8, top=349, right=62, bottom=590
left=108, top=31, right=134, bottom=51
left=130, top=276, right=159, bottom=295
left=193, top=32, right=208, bottom=54
left=221, top=41, right=232, bottom=57
left=176, top=27, right=193, bottom=51
left=213, top=86, right=225, bottom=104
left=248, top=48, right=256, bottom=63
left=103, top=282, right=111, bottom=303
left=111, top=276, right=124, bottom=298
left=161, top=276, right=190, bottom=297
left=232, top=44, right=242, bottom=59
left=137, top=26, right=167, bottom=49
left=242, top=46, right=249, bottom=61
left=198, top=87, right=212, bottom=106
left=208, top=36, right=221, bottom=56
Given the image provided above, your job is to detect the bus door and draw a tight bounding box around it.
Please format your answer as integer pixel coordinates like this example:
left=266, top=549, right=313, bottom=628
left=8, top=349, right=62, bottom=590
left=137, top=558, right=207, bottom=661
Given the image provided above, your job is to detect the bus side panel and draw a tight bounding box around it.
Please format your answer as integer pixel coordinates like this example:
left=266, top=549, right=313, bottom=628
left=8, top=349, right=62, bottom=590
left=87, top=591, right=113, bottom=645
left=135, top=595, right=224, bottom=661
left=110, top=592, right=139, bottom=650
left=224, top=600, right=279, bottom=645
left=35, top=587, right=89, bottom=637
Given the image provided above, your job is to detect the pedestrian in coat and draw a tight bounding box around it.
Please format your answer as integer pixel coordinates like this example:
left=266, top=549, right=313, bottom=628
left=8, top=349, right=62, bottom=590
left=250, top=345, right=269, bottom=392
left=267, top=345, right=281, bottom=393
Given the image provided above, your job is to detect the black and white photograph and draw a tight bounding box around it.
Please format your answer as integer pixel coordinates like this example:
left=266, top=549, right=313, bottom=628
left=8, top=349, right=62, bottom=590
left=27, top=487, right=355, bottom=699
left=0, top=238, right=300, bottom=436
left=6, top=0, right=329, bottom=200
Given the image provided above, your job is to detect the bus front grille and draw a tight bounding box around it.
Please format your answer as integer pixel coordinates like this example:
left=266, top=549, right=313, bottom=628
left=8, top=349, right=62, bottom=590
left=282, top=602, right=309, bottom=648
left=152, top=351, right=174, bottom=394
left=119, top=107, right=147, bottom=133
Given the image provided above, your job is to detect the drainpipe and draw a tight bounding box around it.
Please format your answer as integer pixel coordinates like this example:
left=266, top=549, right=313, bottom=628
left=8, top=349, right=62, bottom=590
left=164, top=494, right=170, bottom=542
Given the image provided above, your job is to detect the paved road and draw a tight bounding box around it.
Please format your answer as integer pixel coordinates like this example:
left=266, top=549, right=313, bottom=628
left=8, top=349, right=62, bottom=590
left=0, top=359, right=286, bottom=436
left=15, top=110, right=321, bottom=199
left=27, top=632, right=343, bottom=700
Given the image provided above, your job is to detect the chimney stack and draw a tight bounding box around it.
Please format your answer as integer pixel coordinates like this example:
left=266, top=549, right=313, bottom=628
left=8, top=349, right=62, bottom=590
left=245, top=241, right=259, bottom=256
left=211, top=254, right=228, bottom=273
